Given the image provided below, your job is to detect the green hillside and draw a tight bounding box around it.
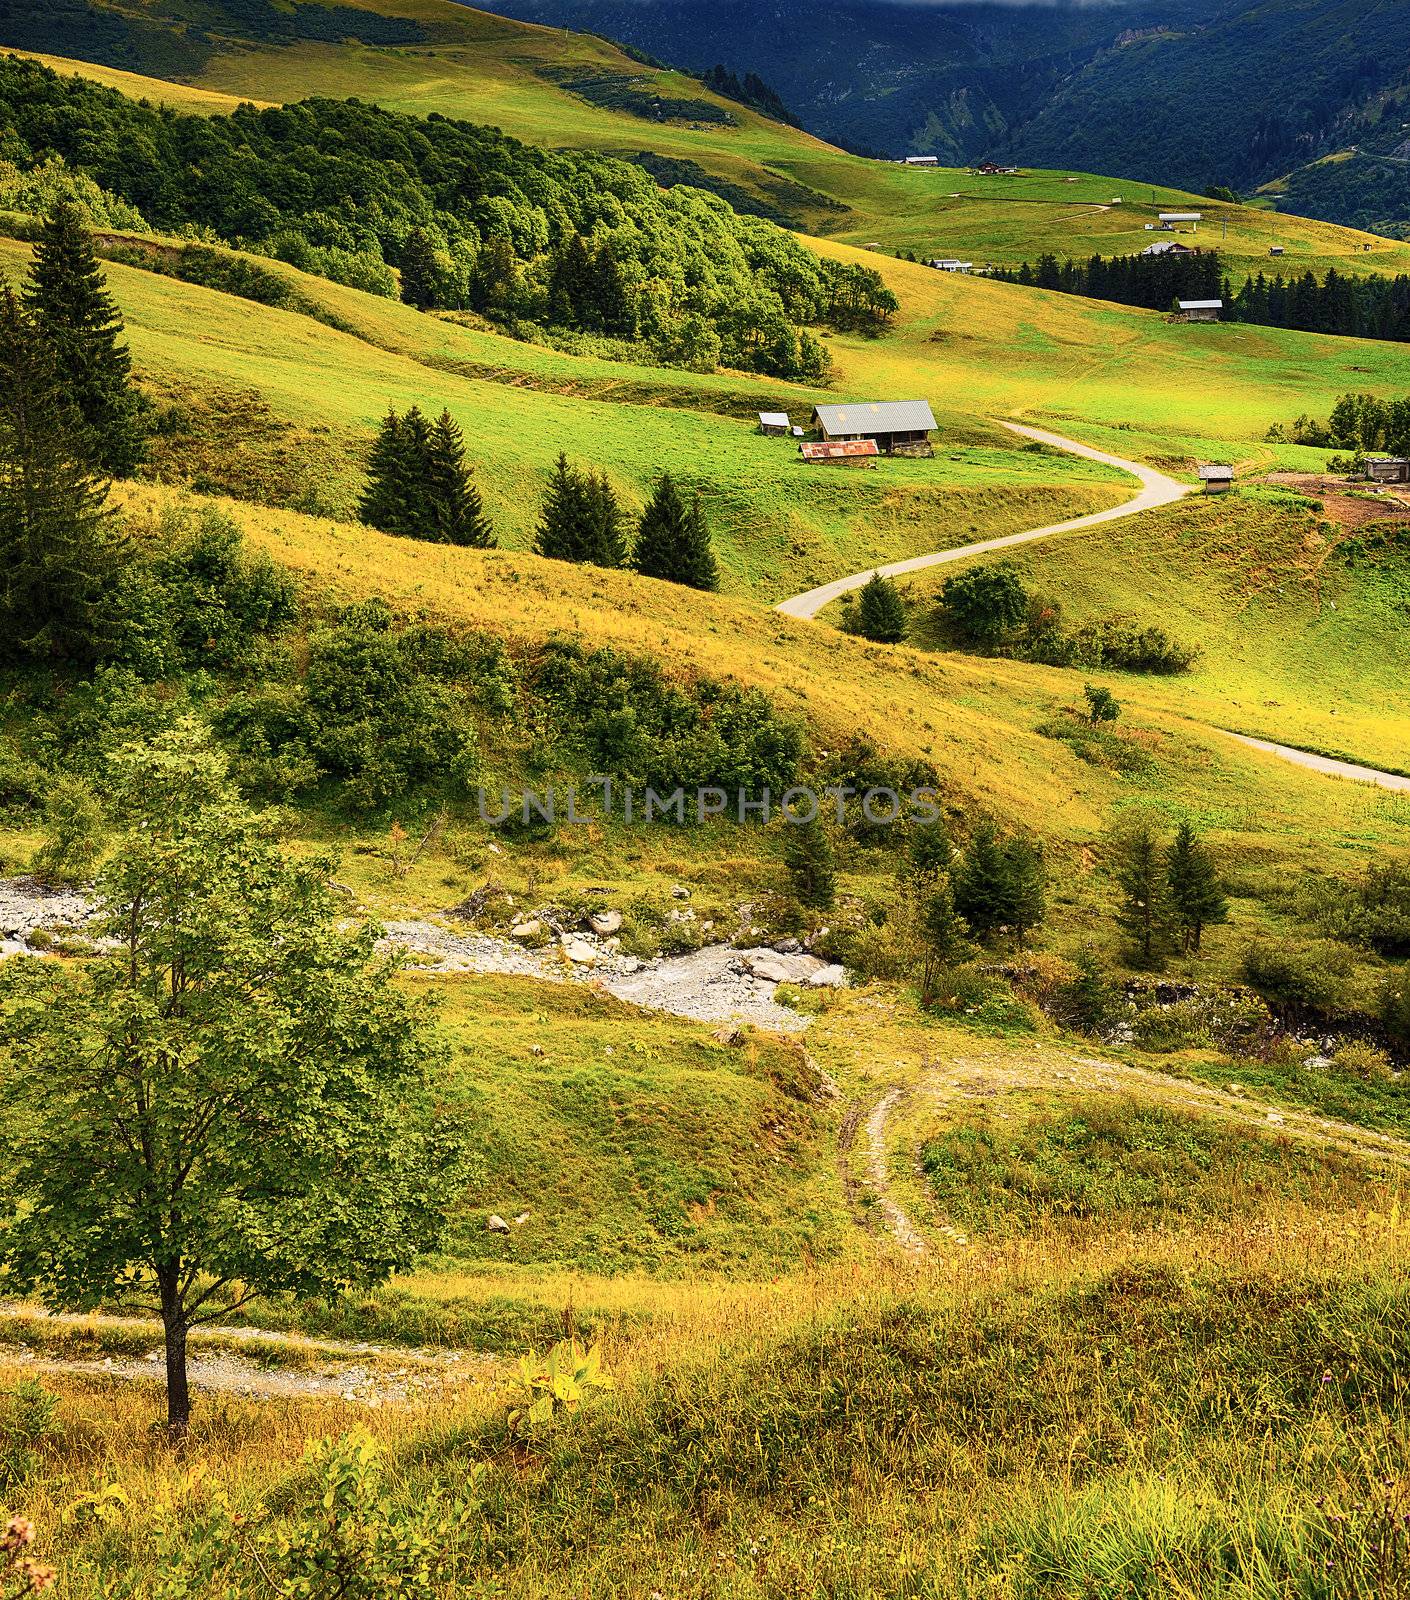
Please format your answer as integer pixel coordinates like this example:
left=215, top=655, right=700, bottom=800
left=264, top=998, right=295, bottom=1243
left=11, top=1, right=1410, bottom=281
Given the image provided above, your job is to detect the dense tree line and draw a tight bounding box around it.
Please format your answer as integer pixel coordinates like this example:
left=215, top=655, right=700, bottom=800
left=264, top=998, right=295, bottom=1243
left=699, top=65, right=799, bottom=127
left=0, top=56, right=899, bottom=379
left=993, top=246, right=1410, bottom=343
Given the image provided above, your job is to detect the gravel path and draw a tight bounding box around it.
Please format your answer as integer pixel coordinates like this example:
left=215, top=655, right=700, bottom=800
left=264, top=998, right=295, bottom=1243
left=1222, top=731, right=1410, bottom=794
left=774, top=422, right=1190, bottom=620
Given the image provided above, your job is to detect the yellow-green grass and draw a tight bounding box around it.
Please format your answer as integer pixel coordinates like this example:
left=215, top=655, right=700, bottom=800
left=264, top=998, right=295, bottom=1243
left=28, top=11, right=1410, bottom=281
left=0, top=237, right=1137, bottom=600
left=0, top=46, right=272, bottom=112
left=880, top=489, right=1410, bottom=778
left=17, top=1206, right=1410, bottom=1598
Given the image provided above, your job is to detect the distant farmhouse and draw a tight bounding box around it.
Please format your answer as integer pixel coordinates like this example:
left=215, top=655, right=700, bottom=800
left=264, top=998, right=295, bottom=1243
left=904, top=155, right=940, bottom=167
left=1177, top=298, right=1223, bottom=323
left=928, top=258, right=973, bottom=273
left=1140, top=240, right=1196, bottom=258
left=811, top=401, right=937, bottom=458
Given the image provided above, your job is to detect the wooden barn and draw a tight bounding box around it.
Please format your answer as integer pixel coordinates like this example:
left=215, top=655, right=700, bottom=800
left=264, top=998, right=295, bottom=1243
left=811, top=400, right=937, bottom=457
left=1177, top=298, right=1223, bottom=323
left=758, top=411, right=790, bottom=436
left=1199, top=464, right=1234, bottom=494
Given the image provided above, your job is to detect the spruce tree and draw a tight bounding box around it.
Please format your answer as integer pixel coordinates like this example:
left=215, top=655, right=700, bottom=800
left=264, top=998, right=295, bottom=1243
left=0, top=289, right=124, bottom=664
left=1005, top=836, right=1046, bottom=948
left=535, top=453, right=596, bottom=563
left=426, top=410, right=495, bottom=548
left=587, top=470, right=629, bottom=568
left=1166, top=819, right=1228, bottom=953
left=953, top=819, right=1015, bottom=943
left=920, top=873, right=969, bottom=1005
left=23, top=199, right=146, bottom=475
left=399, top=227, right=440, bottom=311
left=1111, top=815, right=1175, bottom=967
left=359, top=407, right=415, bottom=536
left=633, top=473, right=717, bottom=589
left=856, top=573, right=907, bottom=642
left=783, top=816, right=836, bottom=910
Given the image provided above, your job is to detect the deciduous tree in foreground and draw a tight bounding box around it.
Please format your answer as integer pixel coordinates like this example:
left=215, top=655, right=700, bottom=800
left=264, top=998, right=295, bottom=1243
left=0, top=722, right=463, bottom=1436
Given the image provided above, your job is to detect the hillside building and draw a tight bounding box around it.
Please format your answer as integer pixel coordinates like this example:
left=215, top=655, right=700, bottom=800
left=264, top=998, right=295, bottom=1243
left=928, top=258, right=973, bottom=272
left=1365, top=456, right=1410, bottom=483
left=799, top=438, right=880, bottom=465
left=1177, top=298, right=1223, bottom=322
left=1159, top=211, right=1202, bottom=232
left=758, top=411, right=790, bottom=436
left=811, top=400, right=937, bottom=457
left=1198, top=464, right=1234, bottom=493
left=904, top=155, right=939, bottom=167
left=1140, top=240, right=1195, bottom=257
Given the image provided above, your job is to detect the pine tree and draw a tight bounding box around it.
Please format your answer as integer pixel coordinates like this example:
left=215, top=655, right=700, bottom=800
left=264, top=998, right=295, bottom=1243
left=399, top=227, right=440, bottom=311
left=1111, top=815, right=1175, bottom=967
left=783, top=816, right=835, bottom=910
left=425, top=410, right=495, bottom=548
left=1166, top=819, right=1228, bottom=953
left=0, top=289, right=124, bottom=664
left=856, top=572, right=907, bottom=642
left=23, top=199, right=146, bottom=475
left=1062, top=948, right=1115, bottom=1034
left=953, top=819, right=1015, bottom=943
left=632, top=473, right=717, bottom=589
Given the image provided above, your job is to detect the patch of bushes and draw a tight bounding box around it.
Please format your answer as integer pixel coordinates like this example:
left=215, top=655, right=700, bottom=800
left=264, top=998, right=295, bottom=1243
left=1241, top=938, right=1352, bottom=1020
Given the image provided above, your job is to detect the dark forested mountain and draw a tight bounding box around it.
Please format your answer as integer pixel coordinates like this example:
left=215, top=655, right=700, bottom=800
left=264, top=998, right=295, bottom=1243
left=474, top=0, right=1410, bottom=233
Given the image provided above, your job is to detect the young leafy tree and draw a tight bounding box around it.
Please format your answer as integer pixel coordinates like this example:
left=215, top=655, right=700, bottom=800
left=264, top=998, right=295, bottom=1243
left=398, top=226, right=441, bottom=311
left=856, top=572, right=908, bottom=643
left=1166, top=818, right=1228, bottom=953
left=426, top=409, right=495, bottom=548
left=1111, top=813, right=1176, bottom=967
left=0, top=722, right=463, bottom=1436
left=632, top=473, right=717, bottom=589
left=783, top=815, right=836, bottom=910
left=0, top=288, right=126, bottom=664
left=1084, top=683, right=1120, bottom=725
left=22, top=198, right=147, bottom=474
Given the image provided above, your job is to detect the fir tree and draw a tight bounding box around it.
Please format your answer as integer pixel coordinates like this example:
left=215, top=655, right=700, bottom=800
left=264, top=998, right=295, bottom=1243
left=1166, top=819, right=1228, bottom=953
left=902, top=821, right=953, bottom=891
left=426, top=410, right=495, bottom=548
left=632, top=473, right=717, bottom=589
left=359, top=407, right=416, bottom=536
left=1062, top=948, right=1115, bottom=1034
left=22, top=199, right=146, bottom=475
left=399, top=227, right=440, bottom=311
left=1111, top=815, right=1175, bottom=967
left=856, top=572, right=907, bottom=642
left=0, top=289, right=124, bottom=664
left=783, top=816, right=835, bottom=910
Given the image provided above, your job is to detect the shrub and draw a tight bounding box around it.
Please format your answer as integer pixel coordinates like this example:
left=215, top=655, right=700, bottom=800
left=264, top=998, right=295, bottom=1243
left=1241, top=938, right=1350, bottom=1018
left=1335, top=1039, right=1394, bottom=1084
left=937, top=563, right=1029, bottom=647
left=1131, top=998, right=1214, bottom=1052
left=29, top=774, right=104, bottom=884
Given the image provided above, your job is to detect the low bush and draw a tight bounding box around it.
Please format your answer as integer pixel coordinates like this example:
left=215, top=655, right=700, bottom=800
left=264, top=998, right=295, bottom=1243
left=1241, top=938, right=1351, bottom=1019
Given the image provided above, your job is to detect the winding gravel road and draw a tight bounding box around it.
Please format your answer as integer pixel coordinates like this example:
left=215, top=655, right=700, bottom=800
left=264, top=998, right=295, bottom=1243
left=1222, top=732, right=1410, bottom=794
left=774, top=421, right=1190, bottom=621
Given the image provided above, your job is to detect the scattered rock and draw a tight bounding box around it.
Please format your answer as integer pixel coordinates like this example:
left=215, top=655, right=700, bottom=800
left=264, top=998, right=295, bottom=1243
left=587, top=910, right=622, bottom=936
left=561, top=937, right=599, bottom=967
left=744, top=951, right=828, bottom=984
left=512, top=1212, right=530, bottom=1226
left=773, top=937, right=803, bottom=954
left=806, top=964, right=847, bottom=989
left=670, top=884, right=691, bottom=899
left=509, top=920, right=542, bottom=940
left=485, top=1214, right=511, bottom=1234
